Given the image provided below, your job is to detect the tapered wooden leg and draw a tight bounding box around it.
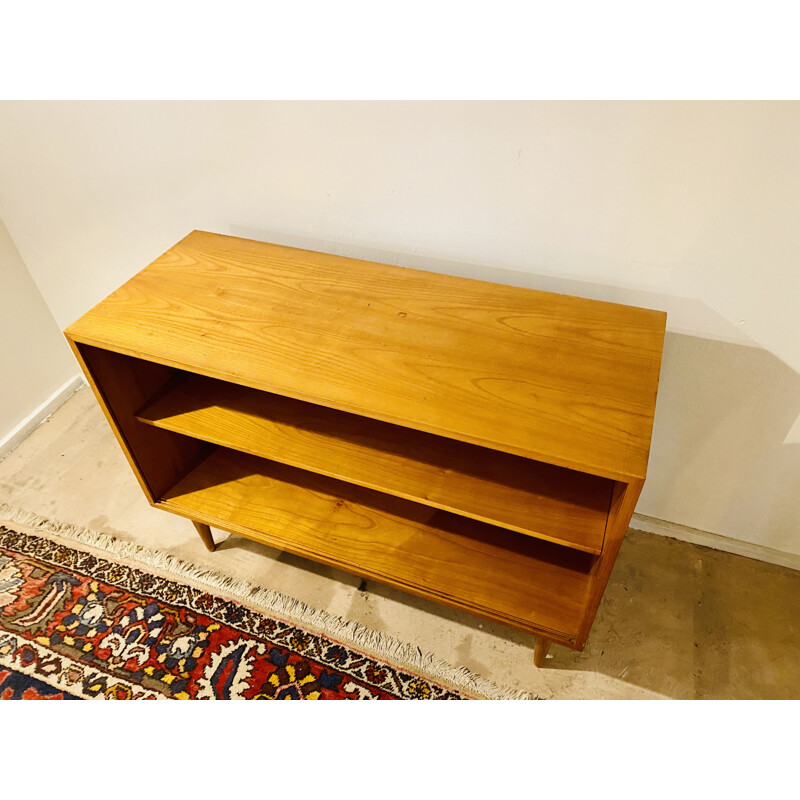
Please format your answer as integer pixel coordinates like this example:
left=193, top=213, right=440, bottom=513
left=534, top=637, right=552, bottom=668
left=192, top=521, right=216, bottom=552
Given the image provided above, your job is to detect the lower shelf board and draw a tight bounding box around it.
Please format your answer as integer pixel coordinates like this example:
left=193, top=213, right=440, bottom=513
left=158, top=447, right=595, bottom=641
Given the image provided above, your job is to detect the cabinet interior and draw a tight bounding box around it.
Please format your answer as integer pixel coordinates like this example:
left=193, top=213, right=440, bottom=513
left=76, top=343, right=617, bottom=644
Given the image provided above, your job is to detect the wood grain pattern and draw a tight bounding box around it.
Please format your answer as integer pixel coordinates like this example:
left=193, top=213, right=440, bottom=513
left=65, top=230, right=667, bottom=482
left=136, top=373, right=613, bottom=553
left=71, top=343, right=210, bottom=502
left=160, top=447, right=595, bottom=641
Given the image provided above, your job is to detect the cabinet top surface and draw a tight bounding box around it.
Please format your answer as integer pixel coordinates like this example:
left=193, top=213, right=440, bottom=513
left=66, top=231, right=666, bottom=481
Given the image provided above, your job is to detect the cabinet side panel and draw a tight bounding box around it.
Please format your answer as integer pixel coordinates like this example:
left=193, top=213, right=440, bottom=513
left=574, top=479, right=644, bottom=649
left=68, top=340, right=210, bottom=502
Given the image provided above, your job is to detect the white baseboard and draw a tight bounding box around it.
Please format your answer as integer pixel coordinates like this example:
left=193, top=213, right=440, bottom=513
left=0, top=374, right=85, bottom=460
left=630, top=512, right=800, bottom=572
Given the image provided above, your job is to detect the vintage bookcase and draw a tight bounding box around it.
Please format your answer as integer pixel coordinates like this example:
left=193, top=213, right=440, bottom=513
left=65, top=231, right=666, bottom=665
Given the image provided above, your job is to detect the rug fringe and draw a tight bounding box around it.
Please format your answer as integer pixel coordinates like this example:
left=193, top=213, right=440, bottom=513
left=0, top=502, right=539, bottom=700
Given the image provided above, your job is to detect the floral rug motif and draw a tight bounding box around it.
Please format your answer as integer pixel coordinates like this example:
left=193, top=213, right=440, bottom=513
left=0, top=525, right=472, bottom=700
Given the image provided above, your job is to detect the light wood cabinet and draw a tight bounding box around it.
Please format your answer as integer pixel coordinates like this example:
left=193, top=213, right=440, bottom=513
left=65, top=231, right=666, bottom=665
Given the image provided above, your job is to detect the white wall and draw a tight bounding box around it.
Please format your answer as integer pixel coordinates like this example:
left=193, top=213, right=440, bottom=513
left=0, top=101, right=797, bottom=555
left=0, top=216, right=78, bottom=450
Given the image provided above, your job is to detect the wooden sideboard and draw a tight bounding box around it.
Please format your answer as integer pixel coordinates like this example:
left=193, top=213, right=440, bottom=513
left=64, top=231, right=666, bottom=666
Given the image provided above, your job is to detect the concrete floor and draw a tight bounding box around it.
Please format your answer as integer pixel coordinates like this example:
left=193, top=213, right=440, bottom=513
left=1, top=385, right=798, bottom=699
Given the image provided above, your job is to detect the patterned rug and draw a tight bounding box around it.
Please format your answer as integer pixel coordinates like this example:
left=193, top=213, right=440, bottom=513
left=0, top=507, right=534, bottom=700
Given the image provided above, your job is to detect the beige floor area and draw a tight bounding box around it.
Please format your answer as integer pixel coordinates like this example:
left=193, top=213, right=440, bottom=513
left=1, top=385, right=798, bottom=699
